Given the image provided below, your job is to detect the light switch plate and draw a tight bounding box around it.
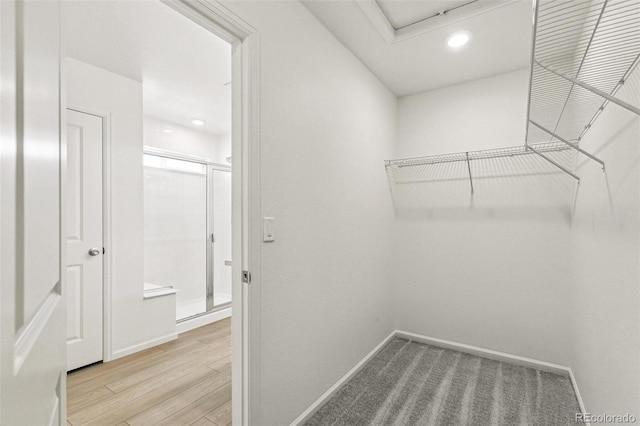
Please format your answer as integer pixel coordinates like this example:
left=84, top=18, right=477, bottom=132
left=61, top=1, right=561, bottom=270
left=263, top=217, right=275, bottom=242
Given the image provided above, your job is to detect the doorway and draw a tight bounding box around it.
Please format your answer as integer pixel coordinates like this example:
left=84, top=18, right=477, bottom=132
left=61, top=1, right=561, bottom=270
left=61, top=1, right=251, bottom=422
left=1, top=0, right=258, bottom=424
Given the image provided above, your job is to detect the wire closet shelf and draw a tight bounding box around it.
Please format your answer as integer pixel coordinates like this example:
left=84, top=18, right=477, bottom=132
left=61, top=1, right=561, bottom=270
left=386, top=0, right=640, bottom=187
left=385, top=142, right=579, bottom=194
left=526, top=0, right=640, bottom=150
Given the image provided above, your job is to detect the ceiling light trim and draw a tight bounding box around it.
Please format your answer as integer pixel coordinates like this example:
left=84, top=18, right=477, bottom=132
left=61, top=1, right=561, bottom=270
left=356, top=0, right=520, bottom=45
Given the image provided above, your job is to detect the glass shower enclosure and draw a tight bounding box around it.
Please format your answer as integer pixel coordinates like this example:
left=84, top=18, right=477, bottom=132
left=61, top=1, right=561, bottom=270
left=143, top=149, right=231, bottom=321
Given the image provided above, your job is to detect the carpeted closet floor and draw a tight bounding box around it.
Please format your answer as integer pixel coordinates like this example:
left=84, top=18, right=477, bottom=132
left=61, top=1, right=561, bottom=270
left=306, top=337, right=580, bottom=426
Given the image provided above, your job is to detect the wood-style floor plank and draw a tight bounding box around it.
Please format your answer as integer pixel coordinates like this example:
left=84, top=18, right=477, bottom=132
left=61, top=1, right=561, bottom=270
left=190, top=417, right=217, bottom=426
left=125, top=370, right=231, bottom=426
left=67, top=319, right=231, bottom=426
left=104, top=342, right=215, bottom=393
left=153, top=384, right=231, bottom=426
left=206, top=399, right=232, bottom=426
left=67, top=385, right=115, bottom=415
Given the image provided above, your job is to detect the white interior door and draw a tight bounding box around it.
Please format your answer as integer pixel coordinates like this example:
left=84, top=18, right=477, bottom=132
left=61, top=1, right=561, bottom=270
left=66, top=109, right=103, bottom=371
left=0, top=0, right=66, bottom=424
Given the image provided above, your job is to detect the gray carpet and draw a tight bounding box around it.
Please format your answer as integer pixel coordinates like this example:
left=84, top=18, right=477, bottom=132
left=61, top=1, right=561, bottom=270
left=305, top=338, right=580, bottom=426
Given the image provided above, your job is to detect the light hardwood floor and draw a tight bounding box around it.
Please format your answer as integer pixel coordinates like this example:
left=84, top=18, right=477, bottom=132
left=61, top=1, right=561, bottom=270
left=67, top=318, right=231, bottom=426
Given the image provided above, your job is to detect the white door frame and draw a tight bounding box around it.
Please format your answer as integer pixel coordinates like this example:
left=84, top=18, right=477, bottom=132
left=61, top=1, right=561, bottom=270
left=65, top=105, right=113, bottom=363
left=160, top=2, right=261, bottom=425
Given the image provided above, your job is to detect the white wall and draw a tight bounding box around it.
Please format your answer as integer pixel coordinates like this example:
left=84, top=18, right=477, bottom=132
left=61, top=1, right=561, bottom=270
left=393, top=69, right=574, bottom=365
left=66, top=58, right=176, bottom=358
left=570, top=67, right=640, bottom=416
left=398, top=69, right=530, bottom=156
left=220, top=2, right=397, bottom=424
left=143, top=115, right=230, bottom=164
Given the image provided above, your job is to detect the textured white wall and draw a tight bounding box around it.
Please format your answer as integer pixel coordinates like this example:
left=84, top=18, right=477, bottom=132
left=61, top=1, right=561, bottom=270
left=570, top=66, right=640, bottom=417
left=393, top=69, right=574, bottom=365
left=66, top=58, right=176, bottom=357
left=143, top=115, right=230, bottom=164
left=221, top=1, right=397, bottom=424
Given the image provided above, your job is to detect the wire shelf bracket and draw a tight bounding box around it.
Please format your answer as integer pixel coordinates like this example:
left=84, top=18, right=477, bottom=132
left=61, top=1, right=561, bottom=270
left=525, top=144, right=580, bottom=182
left=465, top=151, right=474, bottom=194
left=529, top=119, right=605, bottom=171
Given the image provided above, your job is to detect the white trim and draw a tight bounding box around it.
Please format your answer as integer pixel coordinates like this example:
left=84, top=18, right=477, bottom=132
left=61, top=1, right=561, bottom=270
left=396, top=330, right=570, bottom=376
left=245, top=29, right=262, bottom=426
left=356, top=0, right=519, bottom=45
left=160, top=2, right=260, bottom=425
left=290, top=331, right=397, bottom=426
left=176, top=307, right=231, bottom=334
left=569, top=369, right=589, bottom=424
left=292, top=330, right=585, bottom=425
left=356, top=1, right=395, bottom=44
left=59, top=44, right=69, bottom=424
left=67, top=105, right=114, bottom=363
left=111, top=332, right=177, bottom=360
left=13, top=293, right=62, bottom=374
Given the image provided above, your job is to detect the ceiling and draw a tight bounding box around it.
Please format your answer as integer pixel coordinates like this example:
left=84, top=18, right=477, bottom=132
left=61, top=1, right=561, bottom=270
left=302, top=0, right=533, bottom=97
left=378, top=0, right=482, bottom=29
left=62, top=1, right=231, bottom=135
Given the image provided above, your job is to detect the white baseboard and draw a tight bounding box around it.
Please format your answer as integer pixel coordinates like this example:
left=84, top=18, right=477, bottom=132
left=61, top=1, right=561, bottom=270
left=291, top=329, right=586, bottom=426
left=396, top=330, right=571, bottom=376
left=111, top=332, right=177, bottom=360
left=569, top=369, right=588, bottom=424
left=289, top=330, right=397, bottom=426
left=176, top=307, right=231, bottom=334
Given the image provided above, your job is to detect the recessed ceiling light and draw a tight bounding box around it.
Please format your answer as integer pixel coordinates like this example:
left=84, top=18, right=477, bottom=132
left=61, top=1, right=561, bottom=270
left=191, top=119, right=205, bottom=126
left=447, top=31, right=472, bottom=49
left=162, top=128, right=173, bottom=133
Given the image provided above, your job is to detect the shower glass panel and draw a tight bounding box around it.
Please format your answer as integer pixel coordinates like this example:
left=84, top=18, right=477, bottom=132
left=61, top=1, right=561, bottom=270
left=211, top=168, right=232, bottom=308
left=143, top=154, right=208, bottom=321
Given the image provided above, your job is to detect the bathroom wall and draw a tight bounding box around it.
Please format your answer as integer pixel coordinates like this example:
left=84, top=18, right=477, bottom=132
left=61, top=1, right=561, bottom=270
left=393, top=69, right=574, bottom=365
left=143, top=115, right=231, bottom=164
left=66, top=58, right=176, bottom=358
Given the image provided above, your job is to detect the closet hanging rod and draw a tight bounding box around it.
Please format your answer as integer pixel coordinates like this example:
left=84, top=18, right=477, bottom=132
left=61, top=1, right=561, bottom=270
left=385, top=142, right=571, bottom=168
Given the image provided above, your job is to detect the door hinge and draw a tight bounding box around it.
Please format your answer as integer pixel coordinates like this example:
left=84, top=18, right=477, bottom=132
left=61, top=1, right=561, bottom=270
left=103, top=247, right=105, bottom=254
left=210, top=233, right=215, bottom=243
left=242, top=270, right=251, bottom=284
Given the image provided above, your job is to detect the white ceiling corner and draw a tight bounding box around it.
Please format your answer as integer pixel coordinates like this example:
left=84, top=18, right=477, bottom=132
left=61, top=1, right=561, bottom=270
left=360, top=0, right=523, bottom=44
left=303, top=0, right=533, bottom=97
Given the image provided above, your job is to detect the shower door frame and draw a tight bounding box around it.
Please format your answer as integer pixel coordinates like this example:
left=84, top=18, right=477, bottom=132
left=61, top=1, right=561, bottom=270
left=143, top=146, right=231, bottom=320
left=207, top=164, right=232, bottom=313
